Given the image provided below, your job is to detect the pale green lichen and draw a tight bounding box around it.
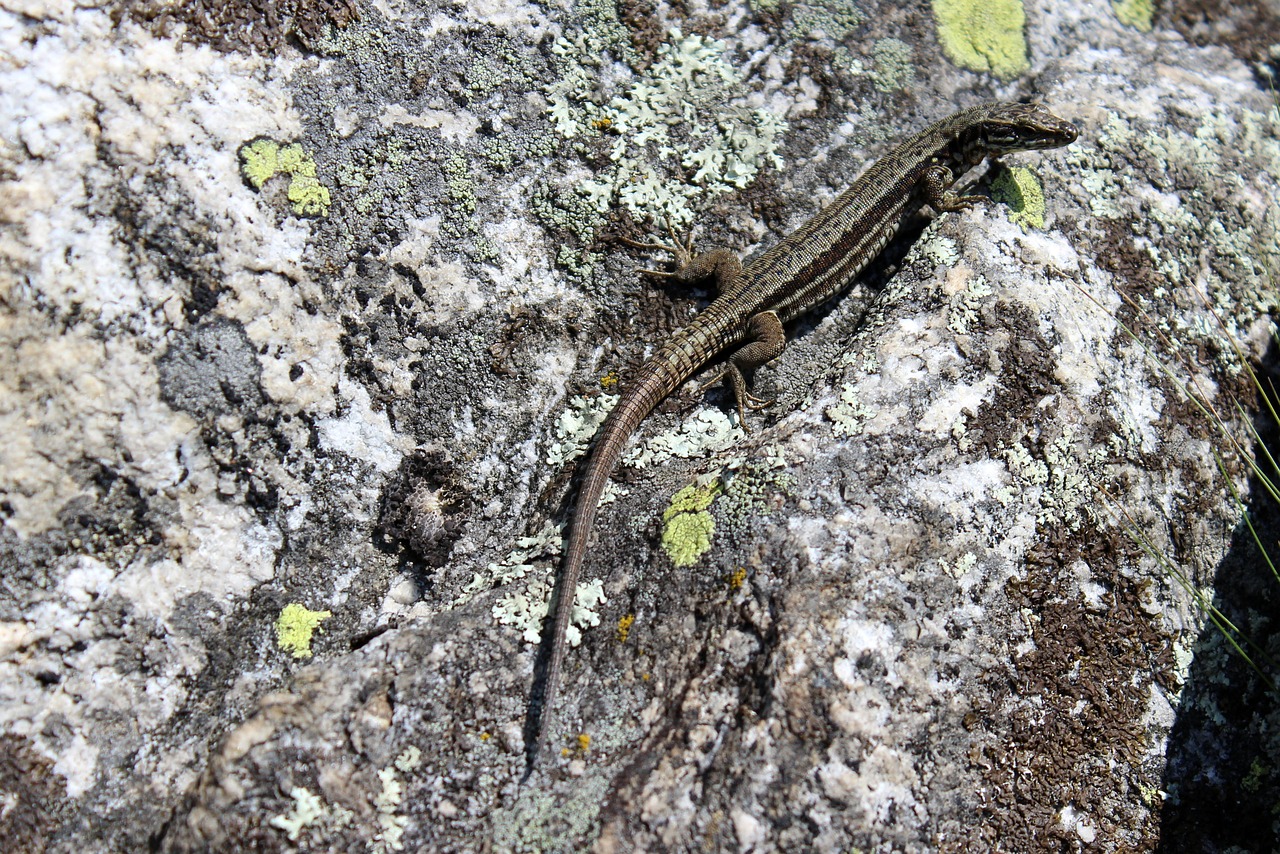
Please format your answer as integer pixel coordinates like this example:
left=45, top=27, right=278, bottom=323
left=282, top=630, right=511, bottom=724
left=275, top=603, right=332, bottom=659
left=493, top=577, right=607, bottom=645
left=870, top=38, right=915, bottom=93
left=826, top=384, right=872, bottom=437
left=492, top=772, right=611, bottom=851
left=624, top=407, right=743, bottom=469
left=269, top=787, right=326, bottom=841
left=459, top=521, right=563, bottom=601
left=717, top=459, right=794, bottom=531
left=992, top=166, right=1048, bottom=229
left=441, top=151, right=479, bottom=239
left=1112, top=0, right=1154, bottom=32
left=371, top=747, right=422, bottom=854
left=661, top=480, right=722, bottom=567
left=931, top=0, right=1029, bottom=80
left=547, top=394, right=619, bottom=467
left=1001, top=426, right=1105, bottom=530
left=547, top=29, right=787, bottom=229
left=785, top=0, right=865, bottom=42
left=947, top=273, right=993, bottom=335
left=269, top=787, right=354, bottom=842
left=940, top=552, right=978, bottom=578
left=238, top=139, right=333, bottom=217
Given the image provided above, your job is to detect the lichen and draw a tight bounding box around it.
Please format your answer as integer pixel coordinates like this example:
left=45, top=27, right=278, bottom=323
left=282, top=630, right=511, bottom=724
left=931, top=0, right=1029, bottom=80
left=826, top=384, right=872, bottom=437
left=717, top=459, right=794, bottom=531
left=460, top=521, right=562, bottom=601
left=784, top=0, right=866, bottom=42
left=493, top=577, right=607, bottom=646
left=547, top=394, right=619, bottom=467
left=275, top=603, right=332, bottom=659
left=1001, top=426, right=1106, bottom=530
left=491, top=772, right=611, bottom=851
left=870, top=38, right=915, bottom=93
left=269, top=786, right=354, bottom=842
left=269, top=787, right=326, bottom=841
left=1112, top=0, right=1154, bottom=32
left=238, top=138, right=332, bottom=217
left=624, top=407, right=742, bottom=468
left=947, top=273, right=993, bottom=335
left=441, top=151, right=479, bottom=238
left=661, top=480, right=722, bottom=567
left=546, top=29, right=787, bottom=229
left=992, top=166, right=1048, bottom=229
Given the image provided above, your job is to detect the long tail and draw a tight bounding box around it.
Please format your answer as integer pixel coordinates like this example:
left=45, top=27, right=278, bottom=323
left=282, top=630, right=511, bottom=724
left=529, top=312, right=730, bottom=768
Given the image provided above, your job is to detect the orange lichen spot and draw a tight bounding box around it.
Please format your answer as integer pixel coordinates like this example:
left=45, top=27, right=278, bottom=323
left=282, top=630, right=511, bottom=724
left=728, top=566, right=747, bottom=591
left=591, top=117, right=613, bottom=131
left=599, top=370, right=620, bottom=391
left=479, top=732, right=491, bottom=741
left=641, top=672, right=651, bottom=682
left=617, top=613, right=635, bottom=643
left=577, top=733, right=591, bottom=753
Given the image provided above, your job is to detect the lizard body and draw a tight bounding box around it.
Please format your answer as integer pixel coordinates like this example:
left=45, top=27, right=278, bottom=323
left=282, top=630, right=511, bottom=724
left=531, top=102, right=1077, bottom=766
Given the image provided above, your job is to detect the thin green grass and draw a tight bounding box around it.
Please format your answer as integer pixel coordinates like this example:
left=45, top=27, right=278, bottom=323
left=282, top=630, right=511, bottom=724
left=1076, top=279, right=1279, bottom=690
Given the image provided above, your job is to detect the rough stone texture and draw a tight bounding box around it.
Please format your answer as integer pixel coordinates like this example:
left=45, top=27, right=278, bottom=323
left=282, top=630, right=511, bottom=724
left=3, top=0, right=1279, bottom=852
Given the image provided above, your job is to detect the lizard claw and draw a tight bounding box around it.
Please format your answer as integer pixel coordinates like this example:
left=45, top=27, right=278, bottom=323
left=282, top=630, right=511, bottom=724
left=619, top=217, right=696, bottom=270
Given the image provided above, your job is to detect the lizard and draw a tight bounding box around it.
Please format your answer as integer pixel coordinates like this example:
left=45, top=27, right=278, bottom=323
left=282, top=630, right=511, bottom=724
left=529, top=101, right=1078, bottom=768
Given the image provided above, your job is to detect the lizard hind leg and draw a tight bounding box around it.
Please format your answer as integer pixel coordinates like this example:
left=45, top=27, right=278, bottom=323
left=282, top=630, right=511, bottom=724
left=699, top=310, right=785, bottom=430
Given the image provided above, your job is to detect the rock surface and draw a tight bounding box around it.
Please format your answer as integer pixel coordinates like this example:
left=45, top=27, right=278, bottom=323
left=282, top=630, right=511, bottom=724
left=2, top=1, right=1279, bottom=851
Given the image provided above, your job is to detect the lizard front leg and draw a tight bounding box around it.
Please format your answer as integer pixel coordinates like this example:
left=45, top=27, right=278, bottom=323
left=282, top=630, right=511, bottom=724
left=922, top=164, right=986, bottom=212
left=700, top=310, right=785, bottom=428
left=619, top=227, right=743, bottom=293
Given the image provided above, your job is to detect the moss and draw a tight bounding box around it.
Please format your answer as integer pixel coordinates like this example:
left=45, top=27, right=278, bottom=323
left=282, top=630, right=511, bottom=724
left=275, top=603, right=332, bottom=658
left=992, top=166, right=1048, bottom=229
left=1112, top=0, right=1155, bottom=32
left=661, top=481, right=722, bottom=567
left=931, top=0, right=1029, bottom=80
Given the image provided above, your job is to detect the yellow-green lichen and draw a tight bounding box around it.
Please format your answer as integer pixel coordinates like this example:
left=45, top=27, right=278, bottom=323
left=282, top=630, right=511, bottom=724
left=275, top=603, right=332, bottom=659
left=238, top=138, right=332, bottom=217
left=1112, top=0, right=1154, bottom=32
left=992, top=166, right=1048, bottom=229
left=240, top=138, right=281, bottom=189
left=931, top=0, right=1029, bottom=80
left=661, top=480, right=722, bottom=567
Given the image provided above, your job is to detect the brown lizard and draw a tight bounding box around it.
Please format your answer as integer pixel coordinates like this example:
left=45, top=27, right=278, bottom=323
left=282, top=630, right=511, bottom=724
left=530, top=102, right=1078, bottom=768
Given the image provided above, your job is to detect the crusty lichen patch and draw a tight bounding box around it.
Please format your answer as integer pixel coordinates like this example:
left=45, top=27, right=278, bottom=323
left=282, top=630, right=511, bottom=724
left=931, top=0, right=1029, bottom=79
left=275, top=603, right=332, bottom=658
left=992, top=166, right=1049, bottom=230
left=238, top=138, right=332, bottom=217
left=545, top=28, right=787, bottom=230
left=661, top=480, right=723, bottom=567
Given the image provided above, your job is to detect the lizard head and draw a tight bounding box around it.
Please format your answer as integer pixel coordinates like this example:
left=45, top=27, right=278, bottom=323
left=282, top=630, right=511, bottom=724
left=978, top=103, right=1079, bottom=154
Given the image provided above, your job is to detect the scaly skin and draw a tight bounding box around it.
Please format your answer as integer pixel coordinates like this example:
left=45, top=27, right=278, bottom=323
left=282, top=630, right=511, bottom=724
left=530, top=102, right=1078, bottom=768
